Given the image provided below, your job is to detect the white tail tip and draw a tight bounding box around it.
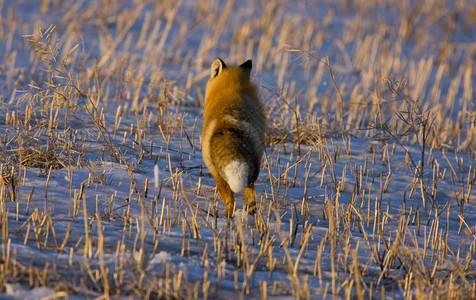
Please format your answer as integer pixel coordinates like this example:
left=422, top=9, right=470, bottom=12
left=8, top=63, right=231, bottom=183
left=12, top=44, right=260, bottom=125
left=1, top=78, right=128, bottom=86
left=224, top=160, right=248, bottom=193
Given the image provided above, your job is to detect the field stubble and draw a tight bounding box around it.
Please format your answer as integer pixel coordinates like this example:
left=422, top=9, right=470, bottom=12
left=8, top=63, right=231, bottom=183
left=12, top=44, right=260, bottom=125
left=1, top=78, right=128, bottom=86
left=0, top=0, right=476, bottom=298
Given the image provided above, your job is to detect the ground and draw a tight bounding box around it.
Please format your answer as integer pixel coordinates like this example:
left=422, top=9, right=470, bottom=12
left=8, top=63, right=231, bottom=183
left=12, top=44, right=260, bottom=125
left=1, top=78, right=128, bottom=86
left=0, top=0, right=476, bottom=299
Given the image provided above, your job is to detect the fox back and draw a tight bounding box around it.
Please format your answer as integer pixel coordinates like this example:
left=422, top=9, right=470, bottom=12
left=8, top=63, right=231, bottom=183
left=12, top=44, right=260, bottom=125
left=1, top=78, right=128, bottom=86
left=201, top=58, right=266, bottom=217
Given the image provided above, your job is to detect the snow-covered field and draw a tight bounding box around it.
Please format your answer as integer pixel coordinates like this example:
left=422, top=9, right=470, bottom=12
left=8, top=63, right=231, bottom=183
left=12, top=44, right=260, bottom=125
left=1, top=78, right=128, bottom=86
left=1, top=0, right=476, bottom=298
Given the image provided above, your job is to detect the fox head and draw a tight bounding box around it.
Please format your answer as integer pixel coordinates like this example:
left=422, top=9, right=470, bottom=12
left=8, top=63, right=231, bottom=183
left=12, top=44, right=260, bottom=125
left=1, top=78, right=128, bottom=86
left=210, top=58, right=252, bottom=79
left=205, top=59, right=254, bottom=100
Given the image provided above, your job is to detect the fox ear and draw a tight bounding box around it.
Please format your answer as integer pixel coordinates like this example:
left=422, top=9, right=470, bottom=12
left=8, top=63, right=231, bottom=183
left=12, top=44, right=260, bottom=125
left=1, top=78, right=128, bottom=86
left=239, top=60, right=252, bottom=70
left=211, top=58, right=226, bottom=78
left=240, top=60, right=252, bottom=80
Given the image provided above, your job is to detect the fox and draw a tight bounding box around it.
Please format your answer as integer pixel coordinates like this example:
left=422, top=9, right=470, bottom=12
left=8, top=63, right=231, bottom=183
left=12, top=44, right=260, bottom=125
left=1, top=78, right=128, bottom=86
left=201, top=58, right=266, bottom=218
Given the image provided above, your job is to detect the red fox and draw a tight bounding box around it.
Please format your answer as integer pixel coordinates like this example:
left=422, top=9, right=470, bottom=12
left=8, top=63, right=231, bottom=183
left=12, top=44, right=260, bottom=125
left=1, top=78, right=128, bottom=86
left=201, top=58, right=266, bottom=218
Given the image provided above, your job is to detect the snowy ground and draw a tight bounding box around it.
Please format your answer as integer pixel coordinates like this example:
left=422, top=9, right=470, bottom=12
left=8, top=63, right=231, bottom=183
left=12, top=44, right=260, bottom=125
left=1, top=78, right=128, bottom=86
left=1, top=0, right=476, bottom=299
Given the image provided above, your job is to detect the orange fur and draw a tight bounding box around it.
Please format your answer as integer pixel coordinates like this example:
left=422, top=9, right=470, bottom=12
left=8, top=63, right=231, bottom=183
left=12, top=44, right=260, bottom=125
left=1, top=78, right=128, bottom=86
left=201, top=58, right=266, bottom=218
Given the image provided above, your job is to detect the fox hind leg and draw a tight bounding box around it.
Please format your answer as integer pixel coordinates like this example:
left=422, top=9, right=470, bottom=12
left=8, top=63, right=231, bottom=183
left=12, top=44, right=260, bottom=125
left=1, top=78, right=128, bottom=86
left=214, top=174, right=235, bottom=218
left=244, top=185, right=257, bottom=215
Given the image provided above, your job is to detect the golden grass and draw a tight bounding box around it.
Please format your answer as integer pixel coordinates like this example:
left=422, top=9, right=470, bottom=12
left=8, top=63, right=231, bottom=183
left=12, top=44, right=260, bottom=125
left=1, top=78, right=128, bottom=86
left=0, top=0, right=475, bottom=298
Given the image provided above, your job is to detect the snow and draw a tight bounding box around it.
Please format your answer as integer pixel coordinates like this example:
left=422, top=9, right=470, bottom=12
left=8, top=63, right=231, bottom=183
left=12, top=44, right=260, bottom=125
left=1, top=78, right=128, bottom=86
left=0, top=0, right=475, bottom=298
left=4, top=284, right=55, bottom=299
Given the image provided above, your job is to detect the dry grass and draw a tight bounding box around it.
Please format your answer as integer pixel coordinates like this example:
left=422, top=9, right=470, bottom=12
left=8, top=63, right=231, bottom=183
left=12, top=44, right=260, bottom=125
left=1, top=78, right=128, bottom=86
left=0, top=0, right=475, bottom=298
